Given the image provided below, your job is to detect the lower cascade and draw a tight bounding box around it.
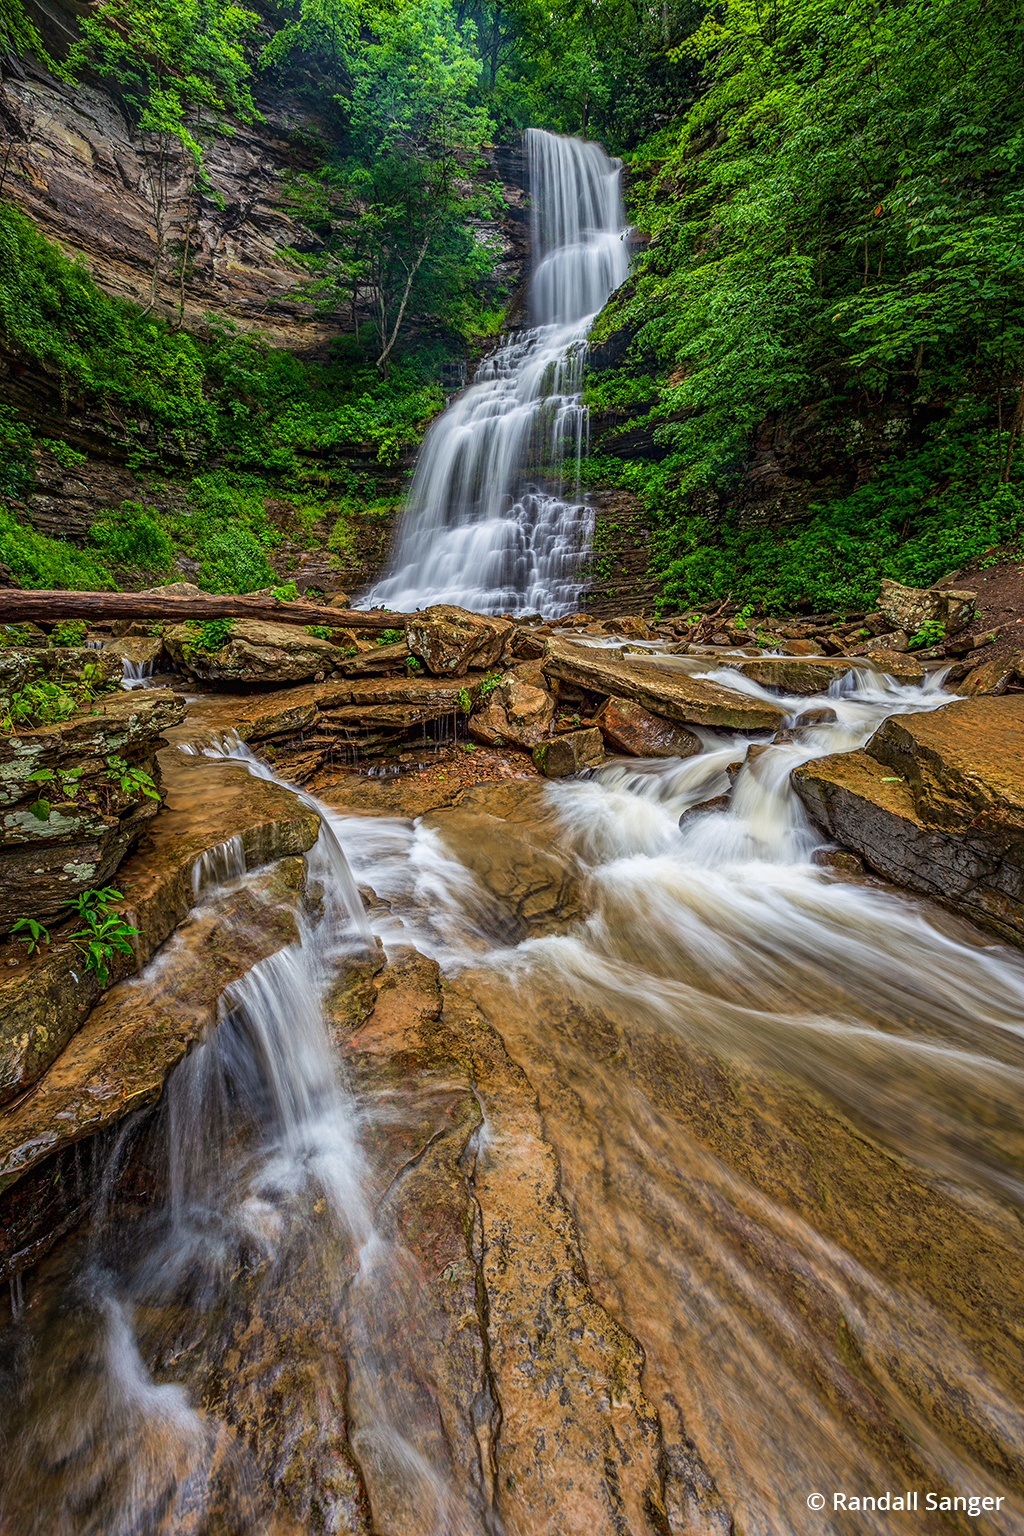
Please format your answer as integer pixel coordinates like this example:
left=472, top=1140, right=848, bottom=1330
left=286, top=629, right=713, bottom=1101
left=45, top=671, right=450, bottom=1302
left=3, top=642, right=1024, bottom=1534
left=364, top=129, right=629, bottom=617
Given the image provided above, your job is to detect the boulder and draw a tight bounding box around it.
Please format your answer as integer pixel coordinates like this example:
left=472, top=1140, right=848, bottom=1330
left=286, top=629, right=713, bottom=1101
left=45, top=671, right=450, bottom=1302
left=532, top=727, right=605, bottom=778
left=542, top=639, right=786, bottom=731
left=877, top=578, right=976, bottom=636
left=721, top=655, right=857, bottom=694
left=420, top=806, right=586, bottom=936
left=594, top=696, right=701, bottom=758
left=470, top=677, right=555, bottom=749
left=407, top=605, right=514, bottom=676
left=138, top=581, right=204, bottom=597
left=0, top=688, right=186, bottom=932
left=164, top=617, right=340, bottom=685
left=959, top=652, right=1024, bottom=696
left=794, top=696, right=1024, bottom=944
left=102, top=635, right=166, bottom=672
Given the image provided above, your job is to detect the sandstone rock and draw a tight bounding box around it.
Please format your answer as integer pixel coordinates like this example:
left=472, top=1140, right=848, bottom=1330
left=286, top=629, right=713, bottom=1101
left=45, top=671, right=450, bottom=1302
left=858, top=648, right=927, bottom=681
left=0, top=857, right=306, bottom=1202
left=959, top=652, right=1024, bottom=696
left=722, top=655, right=857, bottom=694
left=794, top=696, right=1024, bottom=944
left=420, top=807, right=586, bottom=935
left=794, top=706, right=838, bottom=727
left=543, top=639, right=787, bottom=730
left=326, top=591, right=352, bottom=608
left=532, top=727, right=605, bottom=778
left=877, top=578, right=977, bottom=636
left=0, top=645, right=123, bottom=696
left=470, top=677, right=555, bottom=749
left=165, top=618, right=340, bottom=686
left=139, top=581, right=204, bottom=597
left=0, top=746, right=321, bottom=1102
left=0, top=688, right=186, bottom=932
left=594, top=695, right=701, bottom=758
left=406, top=605, right=514, bottom=676
left=508, top=627, right=549, bottom=661
left=336, top=639, right=412, bottom=675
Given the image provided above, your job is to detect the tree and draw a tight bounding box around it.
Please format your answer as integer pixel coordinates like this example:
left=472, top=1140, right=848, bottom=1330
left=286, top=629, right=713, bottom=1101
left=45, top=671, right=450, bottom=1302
left=70, top=0, right=259, bottom=314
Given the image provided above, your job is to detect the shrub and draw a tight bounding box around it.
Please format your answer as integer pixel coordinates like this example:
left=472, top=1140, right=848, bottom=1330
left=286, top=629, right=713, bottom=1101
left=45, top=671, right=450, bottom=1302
left=89, top=502, right=175, bottom=571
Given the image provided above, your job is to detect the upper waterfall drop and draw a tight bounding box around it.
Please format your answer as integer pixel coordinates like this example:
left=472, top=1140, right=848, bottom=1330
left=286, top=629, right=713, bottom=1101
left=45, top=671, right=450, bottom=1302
left=363, top=128, right=629, bottom=617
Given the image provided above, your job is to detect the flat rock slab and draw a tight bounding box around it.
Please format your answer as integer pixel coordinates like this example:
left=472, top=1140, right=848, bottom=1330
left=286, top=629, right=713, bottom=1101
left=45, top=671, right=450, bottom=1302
left=543, top=640, right=786, bottom=730
left=794, top=705, right=1024, bottom=945
left=0, top=749, right=320, bottom=1102
left=865, top=695, right=1024, bottom=831
left=0, top=858, right=305, bottom=1208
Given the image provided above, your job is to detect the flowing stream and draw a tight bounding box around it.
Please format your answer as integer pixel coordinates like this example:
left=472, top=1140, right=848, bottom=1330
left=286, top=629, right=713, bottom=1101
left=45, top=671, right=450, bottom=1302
left=365, top=129, right=628, bottom=616
left=3, top=662, right=1024, bottom=1531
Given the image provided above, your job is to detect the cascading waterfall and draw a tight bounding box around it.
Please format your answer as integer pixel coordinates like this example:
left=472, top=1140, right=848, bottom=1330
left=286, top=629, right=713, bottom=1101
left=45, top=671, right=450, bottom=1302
left=364, top=128, right=629, bottom=616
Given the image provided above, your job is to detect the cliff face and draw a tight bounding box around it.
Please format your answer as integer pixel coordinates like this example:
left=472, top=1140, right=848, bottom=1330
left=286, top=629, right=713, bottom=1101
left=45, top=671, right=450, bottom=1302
left=0, top=37, right=530, bottom=592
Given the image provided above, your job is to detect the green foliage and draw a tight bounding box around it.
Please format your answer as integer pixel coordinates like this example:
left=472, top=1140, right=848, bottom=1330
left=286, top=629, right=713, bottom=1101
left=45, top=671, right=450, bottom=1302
left=456, top=685, right=472, bottom=714
left=0, top=405, right=33, bottom=496
left=11, top=916, right=50, bottom=957
left=49, top=620, right=89, bottom=648
left=0, top=678, right=89, bottom=733
left=586, top=0, right=1024, bottom=610
left=48, top=440, right=88, bottom=470
left=66, top=888, right=139, bottom=987
left=272, top=581, right=299, bottom=601
left=89, top=502, right=176, bottom=572
left=909, top=620, right=947, bottom=651
left=305, top=625, right=333, bottom=640
left=375, top=627, right=404, bottom=645
left=107, top=754, right=161, bottom=800
left=185, top=617, right=235, bottom=653
left=0, top=506, right=113, bottom=590
left=195, top=524, right=275, bottom=592
left=23, top=763, right=85, bottom=821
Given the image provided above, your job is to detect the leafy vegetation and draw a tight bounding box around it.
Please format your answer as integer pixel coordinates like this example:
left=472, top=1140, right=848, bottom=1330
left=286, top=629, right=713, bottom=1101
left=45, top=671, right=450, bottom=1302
left=586, top=0, right=1024, bottom=610
left=66, top=887, right=139, bottom=986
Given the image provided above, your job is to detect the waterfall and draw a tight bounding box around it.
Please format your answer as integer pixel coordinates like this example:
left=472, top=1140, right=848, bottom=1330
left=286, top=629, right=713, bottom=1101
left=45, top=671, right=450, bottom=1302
left=364, top=128, right=629, bottom=617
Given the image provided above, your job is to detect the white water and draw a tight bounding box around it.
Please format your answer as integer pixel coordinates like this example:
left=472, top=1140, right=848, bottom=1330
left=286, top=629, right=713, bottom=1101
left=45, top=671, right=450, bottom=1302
left=364, top=129, right=629, bottom=616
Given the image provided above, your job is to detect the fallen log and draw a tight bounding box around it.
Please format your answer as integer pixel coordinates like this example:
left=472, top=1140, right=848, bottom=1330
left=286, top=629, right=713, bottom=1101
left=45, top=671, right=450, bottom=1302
left=0, top=589, right=412, bottom=630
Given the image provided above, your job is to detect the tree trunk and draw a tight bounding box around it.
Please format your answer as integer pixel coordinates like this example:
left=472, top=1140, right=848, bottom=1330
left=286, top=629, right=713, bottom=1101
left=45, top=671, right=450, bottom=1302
left=0, top=590, right=411, bottom=629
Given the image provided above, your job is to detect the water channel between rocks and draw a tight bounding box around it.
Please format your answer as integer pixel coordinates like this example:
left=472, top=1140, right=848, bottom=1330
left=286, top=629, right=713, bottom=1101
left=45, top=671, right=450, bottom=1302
left=2, top=662, right=1024, bottom=1536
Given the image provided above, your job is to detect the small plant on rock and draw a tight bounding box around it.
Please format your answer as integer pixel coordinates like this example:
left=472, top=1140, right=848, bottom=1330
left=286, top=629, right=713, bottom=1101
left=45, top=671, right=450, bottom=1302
left=66, top=887, right=138, bottom=987
left=49, top=620, right=90, bottom=648
left=11, top=916, right=50, bottom=956
left=23, top=763, right=85, bottom=821
left=185, top=618, right=234, bottom=655
left=271, top=581, right=299, bottom=601
left=375, top=628, right=403, bottom=645
left=908, top=619, right=946, bottom=650
left=304, top=625, right=333, bottom=641
left=107, top=754, right=160, bottom=802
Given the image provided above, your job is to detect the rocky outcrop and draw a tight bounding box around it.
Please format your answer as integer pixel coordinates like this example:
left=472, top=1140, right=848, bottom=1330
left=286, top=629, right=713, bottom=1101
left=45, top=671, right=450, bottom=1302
left=794, top=696, right=1024, bottom=944
left=421, top=782, right=586, bottom=937
left=532, top=726, right=606, bottom=778
left=164, top=617, right=341, bottom=686
left=0, top=856, right=307, bottom=1278
left=0, top=745, right=321, bottom=1103
left=406, top=605, right=515, bottom=676
left=0, top=685, right=185, bottom=931
left=543, top=638, right=787, bottom=730
left=878, top=578, right=976, bottom=636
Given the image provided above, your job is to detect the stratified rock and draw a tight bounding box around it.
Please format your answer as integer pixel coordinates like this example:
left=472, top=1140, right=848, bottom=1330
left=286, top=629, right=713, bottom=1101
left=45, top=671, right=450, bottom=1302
left=543, top=639, right=786, bottom=730
left=0, top=688, right=186, bottom=932
left=0, top=747, right=321, bottom=1103
left=594, top=695, right=701, bottom=757
left=0, top=645, right=123, bottom=697
left=0, top=857, right=306, bottom=1203
left=407, top=605, right=514, bottom=676
left=336, top=639, right=412, bottom=675
left=720, top=655, right=858, bottom=694
left=164, top=618, right=339, bottom=685
left=794, top=696, right=1024, bottom=944
left=877, top=578, right=976, bottom=636
left=959, top=652, right=1024, bottom=696
left=470, top=677, right=555, bottom=749
left=532, top=727, right=605, bottom=778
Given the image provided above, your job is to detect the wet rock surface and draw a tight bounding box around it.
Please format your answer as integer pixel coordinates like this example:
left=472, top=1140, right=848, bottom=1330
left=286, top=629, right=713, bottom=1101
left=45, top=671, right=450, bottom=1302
left=0, top=747, right=320, bottom=1103
left=407, top=605, right=515, bottom=676
left=795, top=695, right=1024, bottom=944
left=594, top=694, right=701, bottom=757
left=543, top=638, right=787, bottom=730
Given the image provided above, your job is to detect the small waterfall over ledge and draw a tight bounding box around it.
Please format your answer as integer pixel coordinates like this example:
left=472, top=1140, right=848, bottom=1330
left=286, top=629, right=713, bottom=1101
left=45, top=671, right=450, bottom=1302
left=364, top=128, right=629, bottom=617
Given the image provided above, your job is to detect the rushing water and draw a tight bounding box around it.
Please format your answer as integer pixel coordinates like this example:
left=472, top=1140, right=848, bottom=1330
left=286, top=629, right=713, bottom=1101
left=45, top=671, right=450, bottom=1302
left=364, top=130, right=629, bottom=616
left=3, top=663, right=1024, bottom=1532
